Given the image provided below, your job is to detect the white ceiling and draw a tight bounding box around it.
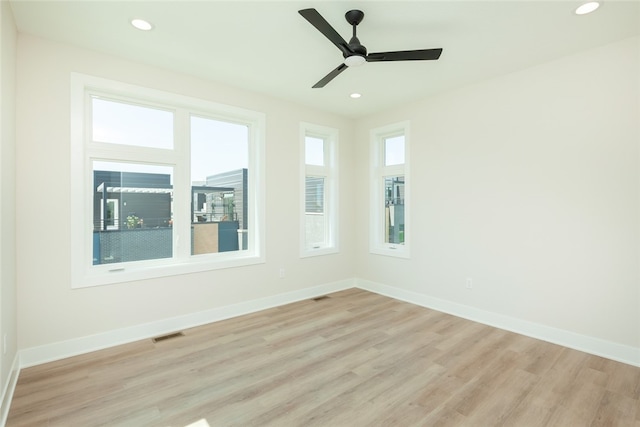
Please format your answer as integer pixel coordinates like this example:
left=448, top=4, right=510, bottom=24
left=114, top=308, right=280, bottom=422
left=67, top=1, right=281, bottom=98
left=9, top=0, right=640, bottom=118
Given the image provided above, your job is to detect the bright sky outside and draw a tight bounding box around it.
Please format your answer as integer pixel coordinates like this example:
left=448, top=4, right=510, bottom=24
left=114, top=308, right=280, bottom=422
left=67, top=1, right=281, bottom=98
left=385, top=135, right=405, bottom=166
left=92, top=98, right=248, bottom=182
left=190, top=116, right=247, bottom=182
left=305, top=136, right=324, bottom=166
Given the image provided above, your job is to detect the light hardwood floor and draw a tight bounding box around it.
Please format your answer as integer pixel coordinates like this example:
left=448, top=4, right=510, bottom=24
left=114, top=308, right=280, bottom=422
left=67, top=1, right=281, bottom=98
left=7, top=289, right=640, bottom=426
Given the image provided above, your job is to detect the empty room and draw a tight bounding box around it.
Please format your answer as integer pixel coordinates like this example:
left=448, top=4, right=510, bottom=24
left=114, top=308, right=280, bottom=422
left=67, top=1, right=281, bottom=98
left=1, top=0, right=639, bottom=426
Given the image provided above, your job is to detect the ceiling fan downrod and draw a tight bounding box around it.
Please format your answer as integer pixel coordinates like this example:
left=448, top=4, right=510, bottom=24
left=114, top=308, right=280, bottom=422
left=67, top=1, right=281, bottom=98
left=345, top=10, right=366, bottom=58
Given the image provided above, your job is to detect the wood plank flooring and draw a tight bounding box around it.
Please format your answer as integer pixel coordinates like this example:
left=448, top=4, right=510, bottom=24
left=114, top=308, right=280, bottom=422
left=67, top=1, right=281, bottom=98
left=7, top=289, right=640, bottom=426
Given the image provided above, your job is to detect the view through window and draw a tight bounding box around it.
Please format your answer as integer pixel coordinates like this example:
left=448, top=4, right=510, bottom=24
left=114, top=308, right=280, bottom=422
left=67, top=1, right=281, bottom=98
left=72, top=74, right=265, bottom=287
left=301, top=124, right=338, bottom=256
left=383, top=135, right=405, bottom=245
left=370, top=123, right=409, bottom=257
left=190, top=116, right=249, bottom=255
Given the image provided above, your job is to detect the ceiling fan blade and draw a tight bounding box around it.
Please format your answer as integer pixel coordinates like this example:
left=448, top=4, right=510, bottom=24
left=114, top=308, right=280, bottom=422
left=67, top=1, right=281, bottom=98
left=299, top=8, right=351, bottom=56
left=312, top=63, right=348, bottom=88
left=366, top=48, right=443, bottom=62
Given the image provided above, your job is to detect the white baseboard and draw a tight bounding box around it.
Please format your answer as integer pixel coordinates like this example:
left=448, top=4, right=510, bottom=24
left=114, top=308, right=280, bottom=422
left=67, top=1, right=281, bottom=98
left=19, top=279, right=355, bottom=368
left=356, top=279, right=640, bottom=368
left=17, top=276, right=640, bottom=370
left=0, top=353, right=20, bottom=427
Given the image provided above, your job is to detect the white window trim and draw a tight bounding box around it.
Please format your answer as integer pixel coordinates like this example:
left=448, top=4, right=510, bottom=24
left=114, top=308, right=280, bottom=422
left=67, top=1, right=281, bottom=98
left=369, top=121, right=410, bottom=258
left=299, top=122, right=339, bottom=258
left=70, top=73, right=265, bottom=288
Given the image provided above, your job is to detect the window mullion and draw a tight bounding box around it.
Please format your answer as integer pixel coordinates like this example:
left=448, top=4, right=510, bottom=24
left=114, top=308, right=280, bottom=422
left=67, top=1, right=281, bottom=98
left=88, top=145, right=176, bottom=165
left=305, top=165, right=328, bottom=177
left=380, top=164, right=404, bottom=177
left=173, top=109, right=190, bottom=261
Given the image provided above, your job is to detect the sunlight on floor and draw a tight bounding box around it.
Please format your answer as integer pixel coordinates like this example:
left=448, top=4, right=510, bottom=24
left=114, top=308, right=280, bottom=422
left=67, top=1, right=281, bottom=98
left=167, top=419, right=210, bottom=427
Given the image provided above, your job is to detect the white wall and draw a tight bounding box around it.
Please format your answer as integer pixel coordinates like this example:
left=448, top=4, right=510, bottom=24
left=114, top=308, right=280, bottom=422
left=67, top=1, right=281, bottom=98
left=355, top=36, right=640, bottom=354
left=0, top=0, right=18, bottom=419
left=12, top=29, right=640, bottom=367
left=15, top=35, right=356, bottom=352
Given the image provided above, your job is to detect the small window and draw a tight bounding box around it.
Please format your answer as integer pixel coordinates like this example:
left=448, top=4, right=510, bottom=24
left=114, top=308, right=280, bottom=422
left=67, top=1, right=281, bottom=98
left=304, top=176, right=326, bottom=249
left=300, top=123, right=338, bottom=257
left=384, top=135, right=405, bottom=166
left=91, top=97, right=174, bottom=149
left=370, top=122, right=410, bottom=258
left=383, top=176, right=405, bottom=245
left=305, top=136, right=325, bottom=166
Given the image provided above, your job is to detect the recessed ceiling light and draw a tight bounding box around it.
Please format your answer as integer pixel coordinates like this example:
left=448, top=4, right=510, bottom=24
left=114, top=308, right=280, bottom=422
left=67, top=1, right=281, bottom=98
left=350, top=93, right=362, bottom=99
left=575, top=1, right=600, bottom=15
left=131, top=18, right=153, bottom=31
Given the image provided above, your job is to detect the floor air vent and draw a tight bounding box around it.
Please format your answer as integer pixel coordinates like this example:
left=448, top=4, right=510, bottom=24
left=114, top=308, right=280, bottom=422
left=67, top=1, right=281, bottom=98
left=312, top=295, right=330, bottom=301
left=152, top=332, right=184, bottom=343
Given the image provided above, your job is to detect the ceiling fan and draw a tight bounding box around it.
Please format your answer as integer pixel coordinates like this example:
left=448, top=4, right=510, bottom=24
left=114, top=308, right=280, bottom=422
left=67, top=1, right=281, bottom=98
left=298, top=8, right=443, bottom=88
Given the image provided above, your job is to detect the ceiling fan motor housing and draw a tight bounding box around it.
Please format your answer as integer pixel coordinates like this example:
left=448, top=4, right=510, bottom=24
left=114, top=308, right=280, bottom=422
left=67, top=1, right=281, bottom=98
left=347, top=38, right=367, bottom=58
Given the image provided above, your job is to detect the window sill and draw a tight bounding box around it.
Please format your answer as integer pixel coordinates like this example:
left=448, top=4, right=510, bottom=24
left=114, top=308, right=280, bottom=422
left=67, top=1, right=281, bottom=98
left=300, top=246, right=339, bottom=258
left=72, top=252, right=265, bottom=288
left=369, top=245, right=410, bottom=259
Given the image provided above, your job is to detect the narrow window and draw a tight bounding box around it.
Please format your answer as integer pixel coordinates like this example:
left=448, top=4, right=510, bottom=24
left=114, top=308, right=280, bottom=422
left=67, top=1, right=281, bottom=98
left=370, top=122, right=410, bottom=258
left=300, top=124, right=338, bottom=257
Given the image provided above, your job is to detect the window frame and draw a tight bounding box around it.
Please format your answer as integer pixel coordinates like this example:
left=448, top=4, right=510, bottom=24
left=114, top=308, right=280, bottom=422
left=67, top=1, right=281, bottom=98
left=369, top=121, right=410, bottom=258
left=299, top=122, right=339, bottom=258
left=70, top=73, right=265, bottom=288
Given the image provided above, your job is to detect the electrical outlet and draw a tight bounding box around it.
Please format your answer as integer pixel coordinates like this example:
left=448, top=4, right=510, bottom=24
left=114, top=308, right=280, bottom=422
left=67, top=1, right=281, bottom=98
left=279, top=268, right=285, bottom=278
left=466, top=277, right=473, bottom=289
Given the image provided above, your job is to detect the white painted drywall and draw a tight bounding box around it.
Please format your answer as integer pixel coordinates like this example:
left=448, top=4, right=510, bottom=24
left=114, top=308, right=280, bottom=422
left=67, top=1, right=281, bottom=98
left=0, top=0, right=19, bottom=420
left=355, top=36, right=640, bottom=350
left=15, top=34, right=356, bottom=350
left=13, top=30, right=640, bottom=365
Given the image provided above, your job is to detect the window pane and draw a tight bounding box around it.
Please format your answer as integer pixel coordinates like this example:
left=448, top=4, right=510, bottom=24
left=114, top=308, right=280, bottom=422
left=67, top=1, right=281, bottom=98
left=384, top=135, right=405, bottom=166
left=93, top=162, right=173, bottom=265
left=92, top=97, right=174, bottom=149
left=305, top=136, right=325, bottom=166
left=191, top=116, right=249, bottom=255
left=384, top=175, right=405, bottom=245
left=305, top=176, right=325, bottom=248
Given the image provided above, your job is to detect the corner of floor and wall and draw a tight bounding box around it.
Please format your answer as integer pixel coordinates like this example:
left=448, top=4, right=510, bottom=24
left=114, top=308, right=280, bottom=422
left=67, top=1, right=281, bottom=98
left=1, top=277, right=639, bottom=426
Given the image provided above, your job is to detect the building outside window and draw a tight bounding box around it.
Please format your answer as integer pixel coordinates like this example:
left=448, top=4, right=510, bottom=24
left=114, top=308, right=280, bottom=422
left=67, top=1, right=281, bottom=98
left=71, top=73, right=265, bottom=288
left=300, top=123, right=338, bottom=257
left=370, top=122, right=410, bottom=258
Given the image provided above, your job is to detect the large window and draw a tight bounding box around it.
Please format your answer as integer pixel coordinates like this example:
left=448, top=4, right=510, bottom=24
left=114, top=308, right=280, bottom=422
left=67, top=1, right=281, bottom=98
left=71, top=73, right=265, bottom=287
left=300, top=123, right=338, bottom=257
left=370, top=122, right=410, bottom=258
